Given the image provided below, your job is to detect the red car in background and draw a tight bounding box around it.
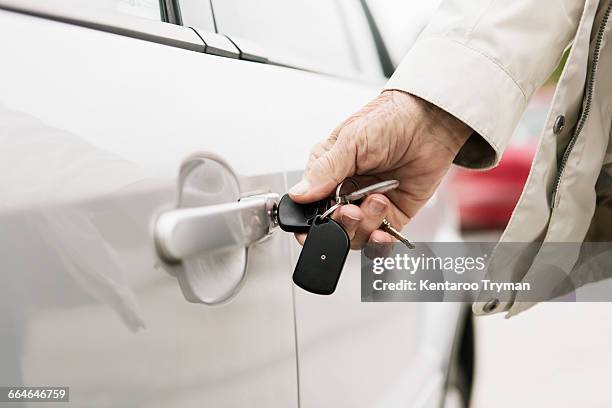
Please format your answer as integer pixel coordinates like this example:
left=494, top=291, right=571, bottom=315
left=452, top=87, right=554, bottom=230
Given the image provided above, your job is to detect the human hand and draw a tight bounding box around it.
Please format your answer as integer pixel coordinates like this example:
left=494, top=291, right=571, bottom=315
left=288, top=90, right=472, bottom=248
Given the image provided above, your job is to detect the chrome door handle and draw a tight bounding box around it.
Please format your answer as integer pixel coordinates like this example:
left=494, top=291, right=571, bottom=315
left=154, top=193, right=279, bottom=263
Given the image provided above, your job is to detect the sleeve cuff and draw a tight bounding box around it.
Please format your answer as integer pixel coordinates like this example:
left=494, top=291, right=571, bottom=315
left=385, top=36, right=528, bottom=169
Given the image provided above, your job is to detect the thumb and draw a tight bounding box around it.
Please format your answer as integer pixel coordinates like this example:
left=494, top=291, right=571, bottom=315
left=288, top=144, right=354, bottom=203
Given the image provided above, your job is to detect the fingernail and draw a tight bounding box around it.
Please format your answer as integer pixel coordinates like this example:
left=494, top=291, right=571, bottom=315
left=369, top=197, right=387, bottom=215
left=341, top=214, right=360, bottom=228
left=289, top=180, right=310, bottom=196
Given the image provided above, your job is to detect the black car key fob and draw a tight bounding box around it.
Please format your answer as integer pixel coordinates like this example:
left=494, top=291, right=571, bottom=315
left=293, top=216, right=350, bottom=295
left=278, top=194, right=328, bottom=233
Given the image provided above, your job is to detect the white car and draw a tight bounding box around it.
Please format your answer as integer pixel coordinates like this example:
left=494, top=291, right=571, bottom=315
left=0, top=1, right=473, bottom=407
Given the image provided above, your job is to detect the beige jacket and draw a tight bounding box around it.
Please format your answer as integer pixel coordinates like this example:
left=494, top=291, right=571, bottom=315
left=386, top=0, right=612, bottom=316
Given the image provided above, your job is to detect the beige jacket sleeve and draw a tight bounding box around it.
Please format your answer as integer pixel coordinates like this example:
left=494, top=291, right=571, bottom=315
left=385, top=0, right=586, bottom=169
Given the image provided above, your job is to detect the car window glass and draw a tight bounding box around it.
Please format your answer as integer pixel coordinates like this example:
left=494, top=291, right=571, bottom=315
left=62, top=0, right=161, bottom=21
left=210, top=0, right=361, bottom=75
left=366, top=0, right=440, bottom=67
left=179, top=0, right=216, bottom=31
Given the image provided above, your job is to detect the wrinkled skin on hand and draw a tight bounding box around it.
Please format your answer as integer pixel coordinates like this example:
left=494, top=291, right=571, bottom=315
left=289, top=90, right=472, bottom=248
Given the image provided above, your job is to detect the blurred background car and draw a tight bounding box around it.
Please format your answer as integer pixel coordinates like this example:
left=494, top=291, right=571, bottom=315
left=450, top=87, right=555, bottom=231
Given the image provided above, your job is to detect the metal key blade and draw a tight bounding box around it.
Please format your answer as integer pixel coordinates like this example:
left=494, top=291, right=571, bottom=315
left=380, top=219, right=415, bottom=249
left=343, top=179, right=400, bottom=203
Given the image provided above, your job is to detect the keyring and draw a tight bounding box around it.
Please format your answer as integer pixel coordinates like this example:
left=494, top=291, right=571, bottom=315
left=319, top=202, right=342, bottom=219
left=320, top=178, right=360, bottom=219
left=335, top=177, right=359, bottom=204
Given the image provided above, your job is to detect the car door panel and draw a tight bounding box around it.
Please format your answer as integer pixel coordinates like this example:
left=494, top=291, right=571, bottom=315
left=286, top=167, right=463, bottom=407
left=0, top=103, right=298, bottom=407
left=0, top=1, right=466, bottom=406
left=0, top=7, right=384, bottom=407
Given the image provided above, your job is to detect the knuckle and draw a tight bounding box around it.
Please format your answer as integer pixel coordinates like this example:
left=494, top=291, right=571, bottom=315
left=308, top=143, right=326, bottom=161
left=315, top=151, right=346, bottom=185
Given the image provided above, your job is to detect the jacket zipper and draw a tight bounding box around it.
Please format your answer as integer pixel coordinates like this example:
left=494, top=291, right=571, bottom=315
left=551, top=0, right=612, bottom=209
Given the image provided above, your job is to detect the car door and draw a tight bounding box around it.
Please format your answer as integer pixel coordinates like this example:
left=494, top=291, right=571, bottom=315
left=0, top=2, right=302, bottom=407
left=0, top=0, right=394, bottom=406
left=199, top=1, right=466, bottom=407
left=0, top=1, right=465, bottom=406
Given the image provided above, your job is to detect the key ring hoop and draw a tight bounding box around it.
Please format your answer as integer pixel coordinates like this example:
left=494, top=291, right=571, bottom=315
left=318, top=178, right=360, bottom=220
left=319, top=202, right=342, bottom=220
left=335, top=177, right=359, bottom=204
